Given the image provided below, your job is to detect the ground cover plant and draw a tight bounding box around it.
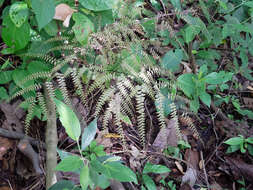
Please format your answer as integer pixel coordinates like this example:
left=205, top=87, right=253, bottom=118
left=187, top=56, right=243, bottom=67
left=0, top=0, right=253, bottom=189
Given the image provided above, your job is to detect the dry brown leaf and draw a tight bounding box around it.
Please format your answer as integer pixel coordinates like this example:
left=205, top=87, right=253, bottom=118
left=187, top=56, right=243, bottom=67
left=53, top=4, right=76, bottom=27
left=175, top=161, right=184, bottom=174
left=243, top=97, right=253, bottom=109
left=0, top=137, right=14, bottom=160
left=152, top=119, right=178, bottom=151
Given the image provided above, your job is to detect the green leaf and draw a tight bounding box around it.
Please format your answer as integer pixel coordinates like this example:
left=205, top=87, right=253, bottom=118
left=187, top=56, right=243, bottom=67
left=31, top=0, right=55, bottom=30
left=55, top=155, right=83, bottom=172
left=170, top=0, right=181, bottom=11
left=143, top=162, right=171, bottom=174
left=190, top=97, right=200, bottom=113
left=226, top=145, right=240, bottom=154
left=79, top=0, right=114, bottom=11
left=248, top=144, right=253, bottom=156
left=0, top=71, right=13, bottom=84
left=143, top=174, right=156, bottom=190
left=177, top=73, right=195, bottom=98
left=72, top=13, right=94, bottom=45
left=0, top=0, right=4, bottom=7
left=9, top=2, right=29, bottom=27
left=89, top=169, right=110, bottom=189
left=199, top=91, right=211, bottom=107
left=0, top=87, right=8, bottom=100
left=224, top=136, right=244, bottom=146
left=81, top=119, right=97, bottom=150
left=161, top=49, right=183, bottom=72
left=80, top=165, right=90, bottom=190
left=12, top=69, right=34, bottom=88
left=104, top=162, right=137, bottom=183
left=48, top=180, right=75, bottom=190
left=54, top=99, right=81, bottom=141
left=2, top=14, right=30, bottom=51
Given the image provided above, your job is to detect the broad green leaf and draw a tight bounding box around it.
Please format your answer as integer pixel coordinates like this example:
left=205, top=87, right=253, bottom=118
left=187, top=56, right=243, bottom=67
left=80, top=165, right=90, bottom=190
left=143, top=174, right=156, bottom=190
left=12, top=69, right=34, bottom=88
left=190, top=97, right=200, bottom=113
left=89, top=169, right=110, bottom=189
left=177, top=73, right=195, bottom=98
left=44, top=20, right=58, bottom=36
left=81, top=119, right=97, bottom=150
left=0, top=87, right=8, bottom=100
left=0, top=0, right=4, bottom=7
left=248, top=144, right=253, bottom=156
left=0, top=71, right=13, bottom=84
left=161, top=49, right=183, bottom=72
left=79, top=0, right=114, bottom=11
left=199, top=91, right=211, bottom=107
left=48, top=180, right=75, bottom=190
left=224, top=136, right=244, bottom=146
left=170, top=0, right=181, bottom=11
left=72, top=13, right=94, bottom=45
left=185, top=25, right=200, bottom=43
left=9, top=2, right=28, bottom=27
left=31, top=0, right=55, bottom=30
left=54, top=99, right=81, bottom=141
left=104, top=162, right=137, bottom=183
left=2, top=14, right=30, bottom=51
left=244, top=1, right=253, bottom=8
left=246, top=137, right=253, bottom=144
left=226, top=145, right=240, bottom=153
left=55, top=155, right=83, bottom=172
left=27, top=61, right=52, bottom=74
left=143, top=162, right=171, bottom=174
left=57, top=148, right=72, bottom=160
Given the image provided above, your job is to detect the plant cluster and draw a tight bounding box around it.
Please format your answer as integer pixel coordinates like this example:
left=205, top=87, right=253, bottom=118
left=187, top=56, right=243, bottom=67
left=1, top=0, right=253, bottom=189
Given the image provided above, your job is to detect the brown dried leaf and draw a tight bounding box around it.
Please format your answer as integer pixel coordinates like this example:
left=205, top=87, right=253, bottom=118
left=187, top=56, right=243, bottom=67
left=152, top=119, right=178, bottom=151
left=0, top=137, right=14, bottom=160
left=243, top=97, right=253, bottom=109
left=53, top=4, right=76, bottom=27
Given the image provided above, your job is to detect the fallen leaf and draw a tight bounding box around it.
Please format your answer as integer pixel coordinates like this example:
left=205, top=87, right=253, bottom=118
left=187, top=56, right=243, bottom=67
left=175, top=161, right=184, bottom=174
left=53, top=3, right=76, bottom=27
left=0, top=137, right=14, bottom=160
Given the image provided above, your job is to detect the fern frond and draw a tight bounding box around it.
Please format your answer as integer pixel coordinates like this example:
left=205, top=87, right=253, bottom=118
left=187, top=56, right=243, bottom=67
left=135, top=86, right=146, bottom=147
left=102, top=107, right=112, bottom=130
left=85, top=73, right=114, bottom=98
left=155, top=92, right=166, bottom=129
left=45, top=81, right=55, bottom=102
left=71, top=68, right=86, bottom=105
left=9, top=83, right=42, bottom=101
left=170, top=102, right=182, bottom=140
left=22, top=53, right=58, bottom=65
left=37, top=92, right=47, bottom=118
left=56, top=73, right=72, bottom=106
left=19, top=71, right=52, bottom=87
left=51, top=55, right=76, bottom=73
left=94, top=88, right=114, bottom=117
left=24, top=97, right=36, bottom=135
left=179, top=113, right=204, bottom=147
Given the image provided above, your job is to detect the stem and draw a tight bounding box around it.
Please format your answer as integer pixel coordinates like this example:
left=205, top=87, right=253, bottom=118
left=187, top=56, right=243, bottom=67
left=44, top=85, right=58, bottom=189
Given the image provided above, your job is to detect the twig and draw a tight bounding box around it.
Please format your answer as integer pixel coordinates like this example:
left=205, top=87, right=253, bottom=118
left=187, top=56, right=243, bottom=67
left=200, top=151, right=210, bottom=189
left=0, top=128, right=45, bottom=148
left=17, top=138, right=43, bottom=175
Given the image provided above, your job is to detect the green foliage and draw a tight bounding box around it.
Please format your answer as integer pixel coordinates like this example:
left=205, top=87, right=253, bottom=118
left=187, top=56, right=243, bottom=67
left=31, top=0, right=55, bottom=30
left=54, top=106, right=137, bottom=189
left=140, top=162, right=171, bottom=190
left=224, top=135, right=253, bottom=156
left=54, top=99, right=81, bottom=141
